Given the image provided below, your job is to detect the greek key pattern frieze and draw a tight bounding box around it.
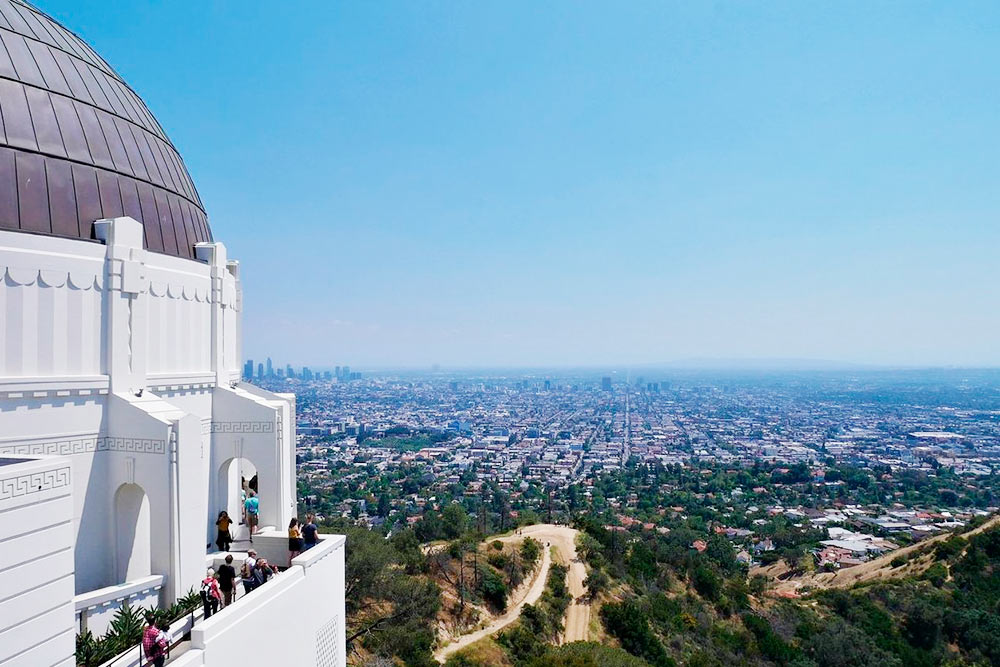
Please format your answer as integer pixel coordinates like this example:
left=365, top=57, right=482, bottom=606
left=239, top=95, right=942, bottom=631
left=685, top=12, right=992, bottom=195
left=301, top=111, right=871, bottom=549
left=0, top=436, right=165, bottom=457
left=0, top=467, right=71, bottom=501
left=103, top=438, right=166, bottom=454
left=210, top=421, right=274, bottom=434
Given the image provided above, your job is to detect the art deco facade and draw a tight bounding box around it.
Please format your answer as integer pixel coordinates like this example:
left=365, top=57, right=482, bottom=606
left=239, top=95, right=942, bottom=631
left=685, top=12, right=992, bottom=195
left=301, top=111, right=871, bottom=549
left=0, top=2, right=345, bottom=665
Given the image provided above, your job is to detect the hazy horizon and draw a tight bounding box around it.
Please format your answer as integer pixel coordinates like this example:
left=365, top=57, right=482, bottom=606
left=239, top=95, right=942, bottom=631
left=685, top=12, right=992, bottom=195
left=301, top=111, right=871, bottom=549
left=42, top=1, right=1000, bottom=368
left=255, top=359, right=1000, bottom=376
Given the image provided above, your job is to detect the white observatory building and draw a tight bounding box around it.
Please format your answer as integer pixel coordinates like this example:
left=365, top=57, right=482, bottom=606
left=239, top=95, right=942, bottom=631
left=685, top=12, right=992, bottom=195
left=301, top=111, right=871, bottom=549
left=0, top=1, right=345, bottom=665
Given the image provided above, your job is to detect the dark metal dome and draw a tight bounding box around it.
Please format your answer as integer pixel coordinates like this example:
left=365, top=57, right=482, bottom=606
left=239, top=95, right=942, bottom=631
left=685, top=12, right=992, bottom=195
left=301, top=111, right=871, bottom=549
left=0, top=0, right=211, bottom=259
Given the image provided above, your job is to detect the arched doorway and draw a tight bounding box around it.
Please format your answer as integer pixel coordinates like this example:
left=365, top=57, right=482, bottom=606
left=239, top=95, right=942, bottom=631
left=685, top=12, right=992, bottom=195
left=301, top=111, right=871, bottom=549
left=114, top=483, right=151, bottom=583
left=217, top=458, right=257, bottom=546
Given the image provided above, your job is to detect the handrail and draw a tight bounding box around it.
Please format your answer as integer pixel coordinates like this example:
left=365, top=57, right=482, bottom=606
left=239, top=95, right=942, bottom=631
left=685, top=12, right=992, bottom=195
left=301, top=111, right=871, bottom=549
left=75, top=575, right=165, bottom=612
left=291, top=533, right=344, bottom=570
left=100, top=607, right=202, bottom=667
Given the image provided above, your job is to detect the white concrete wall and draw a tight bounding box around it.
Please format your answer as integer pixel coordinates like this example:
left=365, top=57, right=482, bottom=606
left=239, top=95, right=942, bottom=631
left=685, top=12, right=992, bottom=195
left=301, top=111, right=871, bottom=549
left=0, top=221, right=338, bottom=665
left=0, top=456, right=75, bottom=667
left=190, top=535, right=347, bottom=667
left=0, top=221, right=253, bottom=600
left=0, top=231, right=106, bottom=378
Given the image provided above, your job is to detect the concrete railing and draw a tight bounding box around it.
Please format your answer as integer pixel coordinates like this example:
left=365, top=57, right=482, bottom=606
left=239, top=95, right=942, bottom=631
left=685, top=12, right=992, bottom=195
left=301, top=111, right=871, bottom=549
left=75, top=575, right=165, bottom=637
left=101, top=607, right=202, bottom=667
left=293, top=533, right=345, bottom=569
left=97, top=533, right=346, bottom=667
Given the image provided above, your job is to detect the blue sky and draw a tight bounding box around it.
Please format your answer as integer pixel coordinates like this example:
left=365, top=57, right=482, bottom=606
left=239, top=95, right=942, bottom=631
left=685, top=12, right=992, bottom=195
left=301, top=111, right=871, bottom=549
left=39, top=1, right=1000, bottom=368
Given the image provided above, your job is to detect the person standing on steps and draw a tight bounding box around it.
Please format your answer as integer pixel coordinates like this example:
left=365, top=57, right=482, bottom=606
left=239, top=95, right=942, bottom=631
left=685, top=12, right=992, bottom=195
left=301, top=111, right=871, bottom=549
left=200, top=568, right=221, bottom=619
left=244, top=490, right=259, bottom=542
left=215, top=510, right=233, bottom=552
left=217, top=554, right=237, bottom=607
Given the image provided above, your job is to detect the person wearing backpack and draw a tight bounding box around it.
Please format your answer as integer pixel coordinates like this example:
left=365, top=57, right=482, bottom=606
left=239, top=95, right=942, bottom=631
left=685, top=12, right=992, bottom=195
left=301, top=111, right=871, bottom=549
left=240, top=560, right=255, bottom=596
left=142, top=611, right=168, bottom=667
left=200, top=568, right=221, bottom=619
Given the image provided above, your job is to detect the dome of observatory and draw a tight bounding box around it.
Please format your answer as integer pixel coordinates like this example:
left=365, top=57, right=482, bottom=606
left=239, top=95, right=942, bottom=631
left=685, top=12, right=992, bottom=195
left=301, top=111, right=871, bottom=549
left=0, top=0, right=210, bottom=259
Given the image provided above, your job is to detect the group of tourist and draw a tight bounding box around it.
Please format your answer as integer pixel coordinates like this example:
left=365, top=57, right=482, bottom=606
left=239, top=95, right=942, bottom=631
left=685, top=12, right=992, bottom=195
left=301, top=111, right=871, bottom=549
left=198, top=549, right=279, bottom=619
left=287, top=513, right=319, bottom=561
left=142, top=504, right=322, bottom=664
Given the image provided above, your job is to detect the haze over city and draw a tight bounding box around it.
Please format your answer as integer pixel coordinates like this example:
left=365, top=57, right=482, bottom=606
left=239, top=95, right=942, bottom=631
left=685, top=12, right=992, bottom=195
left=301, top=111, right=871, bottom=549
left=40, top=1, right=1000, bottom=368
left=5, top=1, right=1000, bottom=666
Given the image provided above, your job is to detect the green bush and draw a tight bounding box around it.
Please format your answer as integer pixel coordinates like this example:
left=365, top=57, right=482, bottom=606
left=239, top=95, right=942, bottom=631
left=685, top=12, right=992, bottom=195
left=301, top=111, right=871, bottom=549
left=600, top=601, right=676, bottom=667
left=481, top=568, right=509, bottom=610
left=75, top=590, right=202, bottom=666
left=923, top=562, right=947, bottom=587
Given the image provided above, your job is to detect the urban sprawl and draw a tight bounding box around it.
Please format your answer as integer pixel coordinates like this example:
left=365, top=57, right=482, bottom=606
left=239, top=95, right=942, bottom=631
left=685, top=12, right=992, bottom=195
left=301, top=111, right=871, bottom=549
left=250, top=364, right=1000, bottom=575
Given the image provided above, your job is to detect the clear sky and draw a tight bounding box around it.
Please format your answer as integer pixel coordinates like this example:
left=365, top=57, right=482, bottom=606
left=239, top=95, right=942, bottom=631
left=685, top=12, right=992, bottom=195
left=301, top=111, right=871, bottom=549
left=38, top=1, right=1000, bottom=368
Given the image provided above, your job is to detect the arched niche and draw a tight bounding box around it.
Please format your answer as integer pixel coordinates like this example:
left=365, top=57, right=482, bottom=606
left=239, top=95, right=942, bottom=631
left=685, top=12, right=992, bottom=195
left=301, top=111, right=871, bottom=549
left=114, top=483, right=151, bottom=583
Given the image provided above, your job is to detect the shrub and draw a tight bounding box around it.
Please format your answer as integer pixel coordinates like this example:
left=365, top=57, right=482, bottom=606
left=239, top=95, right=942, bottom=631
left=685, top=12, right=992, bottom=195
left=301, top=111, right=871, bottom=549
left=600, top=601, right=676, bottom=667
left=481, top=569, right=508, bottom=610
left=488, top=552, right=509, bottom=570
left=923, top=562, right=947, bottom=587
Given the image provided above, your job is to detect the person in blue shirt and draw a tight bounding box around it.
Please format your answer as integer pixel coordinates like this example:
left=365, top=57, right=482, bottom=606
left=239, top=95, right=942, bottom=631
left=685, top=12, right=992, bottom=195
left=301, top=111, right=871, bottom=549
left=244, top=490, right=259, bottom=542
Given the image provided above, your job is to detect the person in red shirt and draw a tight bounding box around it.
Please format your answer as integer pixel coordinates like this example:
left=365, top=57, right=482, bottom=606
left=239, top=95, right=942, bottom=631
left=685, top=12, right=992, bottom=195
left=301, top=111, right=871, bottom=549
left=142, top=612, right=168, bottom=667
left=200, top=569, right=222, bottom=619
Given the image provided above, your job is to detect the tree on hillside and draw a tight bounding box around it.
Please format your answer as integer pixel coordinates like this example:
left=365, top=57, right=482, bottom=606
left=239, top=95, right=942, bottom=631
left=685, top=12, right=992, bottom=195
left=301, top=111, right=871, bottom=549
left=340, top=523, right=441, bottom=665
left=443, top=503, right=469, bottom=539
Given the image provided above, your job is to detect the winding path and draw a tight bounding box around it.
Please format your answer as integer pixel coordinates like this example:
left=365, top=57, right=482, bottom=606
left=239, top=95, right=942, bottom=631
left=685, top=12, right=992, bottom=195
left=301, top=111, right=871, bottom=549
left=433, top=524, right=588, bottom=662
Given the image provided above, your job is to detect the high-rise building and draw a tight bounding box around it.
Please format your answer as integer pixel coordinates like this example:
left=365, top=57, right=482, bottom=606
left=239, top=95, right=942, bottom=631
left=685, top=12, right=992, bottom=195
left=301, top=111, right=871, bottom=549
left=335, top=365, right=342, bottom=380
left=244, top=359, right=254, bottom=380
left=286, top=363, right=295, bottom=379
left=266, top=357, right=274, bottom=377
left=602, top=376, right=613, bottom=391
left=0, top=6, right=345, bottom=665
left=257, top=362, right=264, bottom=379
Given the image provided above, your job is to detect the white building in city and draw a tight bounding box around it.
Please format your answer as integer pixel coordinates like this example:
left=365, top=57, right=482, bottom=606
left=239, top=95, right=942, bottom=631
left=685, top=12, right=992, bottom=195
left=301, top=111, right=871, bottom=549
left=0, top=1, right=345, bottom=665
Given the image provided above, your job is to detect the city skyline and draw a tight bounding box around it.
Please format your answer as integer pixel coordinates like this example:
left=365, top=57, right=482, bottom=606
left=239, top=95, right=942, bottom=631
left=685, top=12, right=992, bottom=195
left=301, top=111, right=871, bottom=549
left=40, top=1, right=1000, bottom=367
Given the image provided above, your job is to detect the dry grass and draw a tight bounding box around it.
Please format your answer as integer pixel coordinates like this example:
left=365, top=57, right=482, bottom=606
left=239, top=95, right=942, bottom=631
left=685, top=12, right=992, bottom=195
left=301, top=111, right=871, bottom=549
left=443, top=636, right=513, bottom=667
left=755, top=514, right=1000, bottom=595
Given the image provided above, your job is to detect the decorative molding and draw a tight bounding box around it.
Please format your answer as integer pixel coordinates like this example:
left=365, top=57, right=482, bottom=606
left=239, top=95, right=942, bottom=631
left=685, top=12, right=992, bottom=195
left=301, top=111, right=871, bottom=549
left=0, top=436, right=166, bottom=457
left=211, top=421, right=274, bottom=434
left=277, top=411, right=284, bottom=450
left=1, top=266, right=101, bottom=291
left=0, top=466, right=71, bottom=501
left=104, top=438, right=166, bottom=454
left=148, top=278, right=210, bottom=302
